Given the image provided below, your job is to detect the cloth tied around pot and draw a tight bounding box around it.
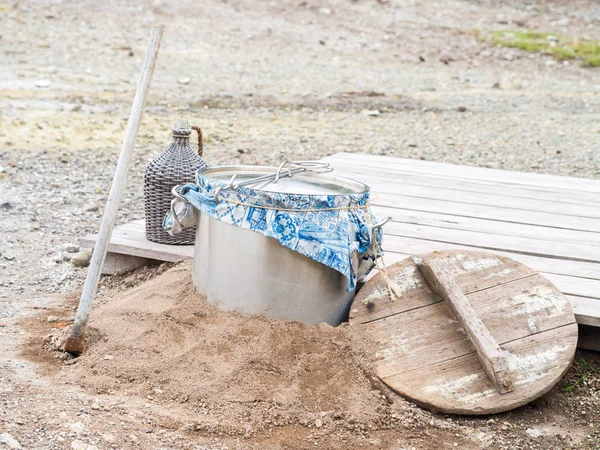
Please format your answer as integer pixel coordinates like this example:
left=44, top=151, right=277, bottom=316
left=163, top=169, right=384, bottom=290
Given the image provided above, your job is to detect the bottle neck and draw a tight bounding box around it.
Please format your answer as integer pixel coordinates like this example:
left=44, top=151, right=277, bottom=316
left=172, top=135, right=190, bottom=145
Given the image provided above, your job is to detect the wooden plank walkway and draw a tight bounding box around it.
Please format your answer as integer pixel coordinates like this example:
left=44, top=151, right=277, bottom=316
left=80, top=152, right=600, bottom=329
left=80, top=220, right=194, bottom=262
left=324, top=152, right=600, bottom=329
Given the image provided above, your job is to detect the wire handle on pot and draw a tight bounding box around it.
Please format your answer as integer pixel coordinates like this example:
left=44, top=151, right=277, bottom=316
left=273, top=160, right=333, bottom=182
left=208, top=160, right=333, bottom=203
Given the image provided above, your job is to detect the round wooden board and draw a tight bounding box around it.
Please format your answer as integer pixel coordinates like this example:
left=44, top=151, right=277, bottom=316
left=350, top=250, right=578, bottom=415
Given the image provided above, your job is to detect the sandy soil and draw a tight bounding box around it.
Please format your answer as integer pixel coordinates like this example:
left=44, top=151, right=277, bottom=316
left=1, top=0, right=599, bottom=448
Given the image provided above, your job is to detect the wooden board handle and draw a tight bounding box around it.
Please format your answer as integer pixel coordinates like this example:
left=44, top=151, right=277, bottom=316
left=415, top=256, right=514, bottom=394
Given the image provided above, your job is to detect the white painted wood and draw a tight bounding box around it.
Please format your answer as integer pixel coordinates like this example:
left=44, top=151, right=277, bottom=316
left=384, top=221, right=600, bottom=262
left=328, top=163, right=600, bottom=217
left=567, top=296, right=600, bottom=327
left=381, top=237, right=600, bottom=282
left=370, top=195, right=600, bottom=233
left=324, top=158, right=599, bottom=206
left=327, top=153, right=600, bottom=194
left=80, top=220, right=194, bottom=263
left=67, top=26, right=164, bottom=354
left=379, top=208, right=600, bottom=247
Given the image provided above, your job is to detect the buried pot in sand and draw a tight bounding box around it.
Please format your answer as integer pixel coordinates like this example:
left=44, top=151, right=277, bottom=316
left=45, top=263, right=422, bottom=437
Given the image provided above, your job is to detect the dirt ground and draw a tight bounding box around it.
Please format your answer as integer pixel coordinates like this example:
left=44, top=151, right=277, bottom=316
left=1, top=0, right=599, bottom=448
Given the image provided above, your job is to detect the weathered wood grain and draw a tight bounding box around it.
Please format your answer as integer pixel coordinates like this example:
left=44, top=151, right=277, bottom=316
left=416, top=256, right=513, bottom=394
left=351, top=250, right=578, bottom=414
left=80, top=219, right=193, bottom=263
left=383, top=323, right=578, bottom=415
left=326, top=153, right=600, bottom=194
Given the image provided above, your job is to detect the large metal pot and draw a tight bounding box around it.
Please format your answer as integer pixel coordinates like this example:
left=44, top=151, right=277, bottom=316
left=191, top=165, right=381, bottom=325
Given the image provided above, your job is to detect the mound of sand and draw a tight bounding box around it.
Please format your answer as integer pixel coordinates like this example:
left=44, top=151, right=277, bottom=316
left=54, top=263, right=429, bottom=436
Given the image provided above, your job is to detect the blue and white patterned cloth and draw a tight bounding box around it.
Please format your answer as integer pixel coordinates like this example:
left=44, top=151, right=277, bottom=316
left=164, top=172, right=383, bottom=290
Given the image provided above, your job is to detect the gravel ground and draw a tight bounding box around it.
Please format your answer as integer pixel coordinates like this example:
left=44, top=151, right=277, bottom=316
left=0, top=0, right=599, bottom=448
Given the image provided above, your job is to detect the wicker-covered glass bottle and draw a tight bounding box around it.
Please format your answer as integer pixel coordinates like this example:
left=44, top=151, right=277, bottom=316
left=144, top=120, right=207, bottom=244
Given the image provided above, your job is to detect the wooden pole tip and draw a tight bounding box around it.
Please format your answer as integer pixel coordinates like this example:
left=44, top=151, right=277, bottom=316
left=64, top=337, right=85, bottom=356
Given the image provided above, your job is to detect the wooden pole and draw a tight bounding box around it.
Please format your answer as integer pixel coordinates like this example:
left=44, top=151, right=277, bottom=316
left=64, top=26, right=164, bottom=355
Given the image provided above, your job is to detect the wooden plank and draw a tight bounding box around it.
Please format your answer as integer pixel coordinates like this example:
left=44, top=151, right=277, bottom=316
left=352, top=251, right=578, bottom=414
left=369, top=195, right=600, bottom=233
left=568, top=296, right=600, bottom=327
left=381, top=323, right=578, bottom=415
left=328, top=153, right=600, bottom=194
left=363, top=250, right=600, bottom=326
left=364, top=275, right=575, bottom=379
left=330, top=164, right=600, bottom=217
left=352, top=252, right=535, bottom=324
left=383, top=221, right=600, bottom=262
left=371, top=208, right=600, bottom=247
left=416, top=256, right=514, bottom=393
left=80, top=224, right=194, bottom=263
left=381, top=236, right=600, bottom=285
left=325, top=158, right=600, bottom=206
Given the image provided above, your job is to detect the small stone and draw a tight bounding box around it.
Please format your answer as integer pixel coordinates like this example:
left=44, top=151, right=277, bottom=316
left=361, top=109, right=380, bottom=116
left=102, top=433, right=116, bottom=443
left=103, top=355, right=114, bottom=360
left=53, top=252, right=72, bottom=263
left=0, top=201, right=12, bottom=210
left=0, top=433, right=22, bottom=449
left=177, top=77, right=191, bottom=85
left=457, top=106, right=467, bottom=112
left=69, top=421, right=86, bottom=434
left=47, top=315, right=59, bottom=323
left=2, top=252, right=16, bottom=261
left=35, top=79, right=50, bottom=88
left=315, top=418, right=323, bottom=428
left=83, top=203, right=99, bottom=212
left=492, top=82, right=500, bottom=89
left=60, top=243, right=80, bottom=253
left=91, top=403, right=100, bottom=410
left=71, top=440, right=97, bottom=450
left=525, top=428, right=542, bottom=438
left=71, top=249, right=92, bottom=268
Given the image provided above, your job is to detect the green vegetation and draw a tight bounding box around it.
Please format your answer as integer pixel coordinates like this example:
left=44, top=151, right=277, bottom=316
left=477, top=29, right=600, bottom=67
left=562, top=358, right=598, bottom=393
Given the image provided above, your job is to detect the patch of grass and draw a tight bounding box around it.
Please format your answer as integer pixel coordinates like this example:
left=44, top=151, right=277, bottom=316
left=478, top=29, right=600, bottom=67
left=563, top=358, right=598, bottom=393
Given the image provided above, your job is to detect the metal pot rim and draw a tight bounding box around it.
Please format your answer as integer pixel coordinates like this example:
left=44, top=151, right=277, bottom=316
left=198, top=164, right=370, bottom=196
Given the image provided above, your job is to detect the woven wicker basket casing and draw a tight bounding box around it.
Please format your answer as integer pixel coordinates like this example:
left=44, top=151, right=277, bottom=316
left=144, top=120, right=207, bottom=244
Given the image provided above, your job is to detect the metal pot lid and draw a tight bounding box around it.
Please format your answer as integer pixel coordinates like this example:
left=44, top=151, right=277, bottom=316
left=199, top=163, right=369, bottom=196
